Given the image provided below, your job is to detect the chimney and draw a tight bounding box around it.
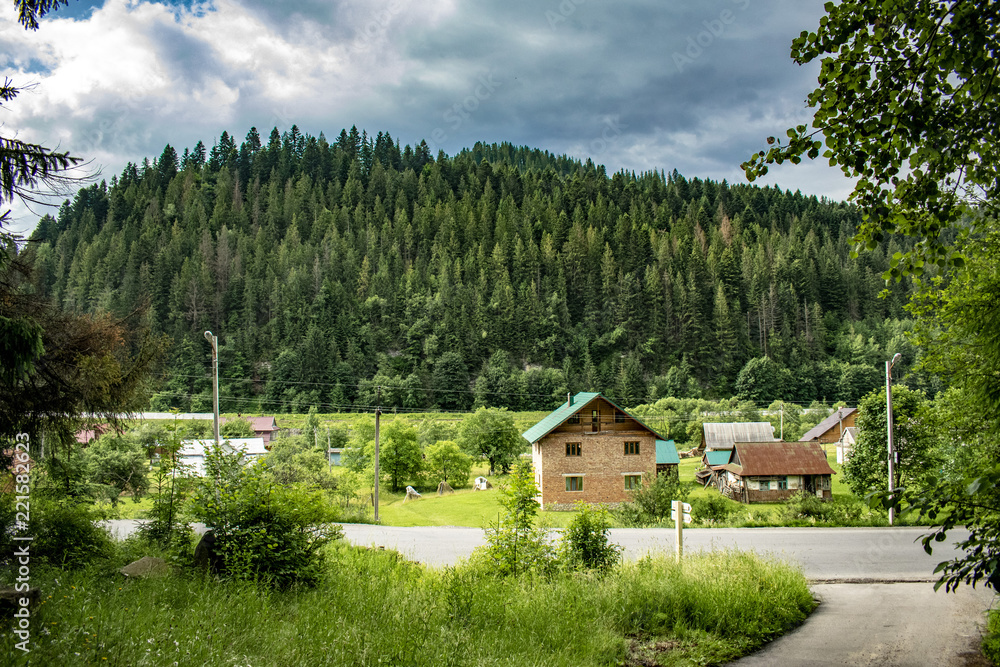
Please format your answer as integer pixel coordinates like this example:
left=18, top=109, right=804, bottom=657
left=567, top=392, right=572, bottom=406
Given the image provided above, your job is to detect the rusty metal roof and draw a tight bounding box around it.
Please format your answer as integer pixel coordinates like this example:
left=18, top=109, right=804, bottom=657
left=703, top=422, right=775, bottom=450
left=730, top=441, right=836, bottom=476
left=799, top=408, right=856, bottom=442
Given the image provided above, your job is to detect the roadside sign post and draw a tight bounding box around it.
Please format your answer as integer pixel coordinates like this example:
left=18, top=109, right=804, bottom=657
left=671, top=500, right=692, bottom=562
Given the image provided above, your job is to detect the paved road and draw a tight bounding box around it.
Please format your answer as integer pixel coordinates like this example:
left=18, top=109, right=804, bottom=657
left=338, top=524, right=966, bottom=581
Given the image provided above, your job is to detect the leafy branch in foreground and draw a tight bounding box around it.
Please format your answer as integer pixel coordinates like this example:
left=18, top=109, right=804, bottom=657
left=742, top=0, right=1000, bottom=280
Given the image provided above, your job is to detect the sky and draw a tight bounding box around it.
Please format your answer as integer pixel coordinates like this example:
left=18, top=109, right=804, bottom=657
left=0, top=0, right=855, bottom=235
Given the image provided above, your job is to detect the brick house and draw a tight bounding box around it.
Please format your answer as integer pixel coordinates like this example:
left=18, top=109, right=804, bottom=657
left=522, top=392, right=678, bottom=507
left=713, top=441, right=836, bottom=503
left=799, top=407, right=857, bottom=445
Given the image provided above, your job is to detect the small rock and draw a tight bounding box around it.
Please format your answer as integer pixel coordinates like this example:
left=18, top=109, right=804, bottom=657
left=119, top=556, right=170, bottom=578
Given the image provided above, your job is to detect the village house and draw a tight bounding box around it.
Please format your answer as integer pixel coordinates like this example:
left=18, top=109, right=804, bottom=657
left=700, top=422, right=776, bottom=452
left=522, top=392, right=679, bottom=507
left=222, top=415, right=281, bottom=446
left=177, top=437, right=268, bottom=476
left=836, top=426, right=858, bottom=465
left=710, top=441, right=836, bottom=503
left=799, top=407, right=857, bottom=445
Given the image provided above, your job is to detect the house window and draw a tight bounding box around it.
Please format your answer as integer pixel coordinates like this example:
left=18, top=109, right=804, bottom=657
left=565, top=476, right=584, bottom=492
left=568, top=413, right=580, bottom=424
left=777, top=478, right=788, bottom=490
left=624, top=441, right=640, bottom=455
left=615, top=411, right=625, bottom=424
left=566, top=442, right=581, bottom=457
left=624, top=474, right=641, bottom=490
left=592, top=410, right=599, bottom=427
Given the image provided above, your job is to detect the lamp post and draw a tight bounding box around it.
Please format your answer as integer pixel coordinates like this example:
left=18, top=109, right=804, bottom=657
left=204, top=331, right=220, bottom=449
left=886, top=352, right=902, bottom=526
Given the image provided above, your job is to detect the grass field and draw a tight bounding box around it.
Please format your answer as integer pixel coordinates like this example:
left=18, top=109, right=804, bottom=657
left=0, top=544, right=816, bottom=666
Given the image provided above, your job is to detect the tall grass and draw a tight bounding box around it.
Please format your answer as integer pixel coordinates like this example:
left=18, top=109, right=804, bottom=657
left=2, top=542, right=814, bottom=666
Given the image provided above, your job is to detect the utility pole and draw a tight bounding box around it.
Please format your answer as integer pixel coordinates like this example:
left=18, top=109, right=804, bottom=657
left=886, top=353, right=902, bottom=526
left=374, top=386, right=381, bottom=523
left=779, top=402, right=784, bottom=441
left=204, top=331, right=220, bottom=448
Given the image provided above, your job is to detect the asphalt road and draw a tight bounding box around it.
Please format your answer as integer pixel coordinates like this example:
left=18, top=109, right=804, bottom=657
left=337, top=524, right=966, bottom=581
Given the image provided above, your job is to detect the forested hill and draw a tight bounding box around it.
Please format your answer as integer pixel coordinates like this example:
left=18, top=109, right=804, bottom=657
left=24, top=125, right=922, bottom=414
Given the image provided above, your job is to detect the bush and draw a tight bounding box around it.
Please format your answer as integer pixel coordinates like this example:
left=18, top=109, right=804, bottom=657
left=614, top=469, right=689, bottom=526
left=189, top=446, right=343, bottom=589
left=473, top=460, right=554, bottom=576
left=691, top=494, right=741, bottom=524
left=28, top=499, right=115, bottom=567
left=558, top=503, right=621, bottom=572
left=984, top=609, right=1000, bottom=665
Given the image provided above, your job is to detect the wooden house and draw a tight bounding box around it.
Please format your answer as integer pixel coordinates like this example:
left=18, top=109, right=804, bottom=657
left=522, top=392, right=678, bottom=508
left=700, top=422, right=776, bottom=452
left=713, top=441, right=836, bottom=503
left=799, top=407, right=857, bottom=445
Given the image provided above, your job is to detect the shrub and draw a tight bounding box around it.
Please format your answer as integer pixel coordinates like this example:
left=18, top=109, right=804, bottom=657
left=614, top=469, right=689, bottom=526
left=29, top=499, right=115, bottom=567
left=189, top=447, right=343, bottom=589
left=558, top=502, right=622, bottom=572
left=691, top=494, right=741, bottom=524
left=984, top=609, right=1000, bottom=664
left=474, top=460, right=554, bottom=576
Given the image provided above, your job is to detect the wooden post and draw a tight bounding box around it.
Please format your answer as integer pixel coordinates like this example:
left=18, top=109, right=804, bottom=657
left=674, top=500, right=683, bottom=562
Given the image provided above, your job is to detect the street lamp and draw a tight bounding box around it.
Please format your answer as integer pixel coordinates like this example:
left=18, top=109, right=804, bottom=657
left=886, top=352, right=902, bottom=526
left=204, top=331, right=220, bottom=448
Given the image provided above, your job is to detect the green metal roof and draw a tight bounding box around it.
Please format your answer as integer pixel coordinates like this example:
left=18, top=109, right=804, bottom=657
left=521, top=392, right=667, bottom=444
left=705, top=450, right=732, bottom=467
left=655, top=439, right=679, bottom=465
left=522, top=392, right=600, bottom=444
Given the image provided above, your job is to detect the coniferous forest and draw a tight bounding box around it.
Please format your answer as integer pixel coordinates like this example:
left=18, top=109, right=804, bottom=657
left=23, top=125, right=928, bottom=414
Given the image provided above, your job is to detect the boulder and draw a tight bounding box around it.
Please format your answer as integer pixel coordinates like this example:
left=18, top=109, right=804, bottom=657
left=436, top=481, right=455, bottom=496
left=193, top=529, right=223, bottom=572
left=0, top=587, right=39, bottom=615
left=119, top=556, right=170, bottom=578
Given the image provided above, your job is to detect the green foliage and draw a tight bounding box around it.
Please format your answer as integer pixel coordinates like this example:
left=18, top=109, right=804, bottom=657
left=189, top=457, right=343, bottom=589
left=558, top=502, right=621, bottom=572
left=743, top=1, right=996, bottom=279
left=615, top=469, right=689, bottom=527
left=262, top=435, right=338, bottom=490
left=984, top=609, right=1000, bottom=664
left=691, top=494, right=741, bottom=525
left=475, top=460, right=554, bottom=576
left=83, top=433, right=150, bottom=506
left=459, top=407, right=524, bottom=474
left=424, top=439, right=473, bottom=489
left=220, top=417, right=255, bottom=438
left=735, top=356, right=791, bottom=403
left=28, top=498, right=115, bottom=567
left=372, top=421, right=423, bottom=493
left=842, top=385, right=936, bottom=498
left=27, top=122, right=921, bottom=414
left=0, top=548, right=814, bottom=666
